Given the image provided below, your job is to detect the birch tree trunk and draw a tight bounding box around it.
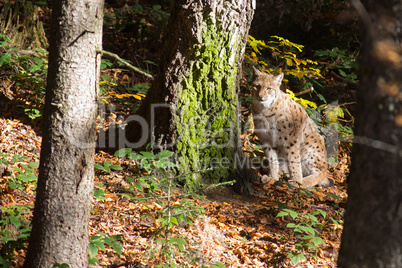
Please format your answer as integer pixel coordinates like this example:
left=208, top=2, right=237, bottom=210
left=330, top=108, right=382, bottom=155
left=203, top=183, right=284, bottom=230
left=338, top=0, right=402, bottom=266
left=23, top=0, right=103, bottom=267
left=126, top=0, right=256, bottom=190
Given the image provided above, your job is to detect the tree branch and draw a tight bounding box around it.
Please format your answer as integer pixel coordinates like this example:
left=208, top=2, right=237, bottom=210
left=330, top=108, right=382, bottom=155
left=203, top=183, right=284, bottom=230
left=294, top=87, right=314, bottom=96
left=96, top=49, right=154, bottom=79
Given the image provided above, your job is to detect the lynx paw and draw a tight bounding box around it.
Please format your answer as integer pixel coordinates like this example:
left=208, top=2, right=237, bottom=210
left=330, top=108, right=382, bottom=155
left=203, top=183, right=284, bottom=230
left=261, top=175, right=277, bottom=185
left=288, top=180, right=303, bottom=188
left=318, top=178, right=335, bottom=188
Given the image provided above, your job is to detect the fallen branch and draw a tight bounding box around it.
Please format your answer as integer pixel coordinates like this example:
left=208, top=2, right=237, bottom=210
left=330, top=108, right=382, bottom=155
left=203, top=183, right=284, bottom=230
left=96, top=49, right=153, bottom=79
left=294, top=87, right=314, bottom=96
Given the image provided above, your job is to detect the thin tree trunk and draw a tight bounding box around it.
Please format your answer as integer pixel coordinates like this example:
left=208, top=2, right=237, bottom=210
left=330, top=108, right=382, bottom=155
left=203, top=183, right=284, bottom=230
left=338, top=0, right=402, bottom=267
left=23, top=0, right=103, bottom=267
left=126, top=0, right=256, bottom=190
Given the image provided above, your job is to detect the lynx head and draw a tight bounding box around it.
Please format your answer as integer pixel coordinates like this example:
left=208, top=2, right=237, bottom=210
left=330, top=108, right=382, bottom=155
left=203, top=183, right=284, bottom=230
left=251, top=67, right=284, bottom=108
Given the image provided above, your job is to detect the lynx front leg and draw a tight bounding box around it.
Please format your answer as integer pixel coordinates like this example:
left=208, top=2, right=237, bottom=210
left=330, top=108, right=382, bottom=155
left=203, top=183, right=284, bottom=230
left=264, top=147, right=280, bottom=181
left=287, top=146, right=303, bottom=185
left=301, top=155, right=329, bottom=187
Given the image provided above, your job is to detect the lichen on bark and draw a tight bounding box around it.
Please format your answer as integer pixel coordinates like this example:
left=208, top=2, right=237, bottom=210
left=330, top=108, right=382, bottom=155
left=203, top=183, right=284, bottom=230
left=173, top=8, right=245, bottom=188
left=130, top=1, right=256, bottom=191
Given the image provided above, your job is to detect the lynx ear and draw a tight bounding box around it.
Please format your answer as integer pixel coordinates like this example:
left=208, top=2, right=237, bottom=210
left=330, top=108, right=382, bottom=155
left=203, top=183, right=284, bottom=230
left=274, top=73, right=284, bottom=84
left=252, top=66, right=262, bottom=77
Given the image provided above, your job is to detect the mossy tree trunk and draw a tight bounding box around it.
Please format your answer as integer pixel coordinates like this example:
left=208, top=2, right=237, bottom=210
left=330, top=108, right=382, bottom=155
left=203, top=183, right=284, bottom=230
left=127, top=0, right=256, bottom=190
left=338, top=0, right=402, bottom=267
left=23, top=0, right=103, bottom=267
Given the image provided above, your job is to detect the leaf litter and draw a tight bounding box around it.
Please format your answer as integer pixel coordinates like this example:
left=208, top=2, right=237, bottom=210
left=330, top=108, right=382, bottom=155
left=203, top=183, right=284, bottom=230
left=0, top=114, right=349, bottom=267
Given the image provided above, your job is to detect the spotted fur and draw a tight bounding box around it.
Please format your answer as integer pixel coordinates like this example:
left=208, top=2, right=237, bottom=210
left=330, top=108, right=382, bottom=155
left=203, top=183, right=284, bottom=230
left=251, top=67, right=329, bottom=187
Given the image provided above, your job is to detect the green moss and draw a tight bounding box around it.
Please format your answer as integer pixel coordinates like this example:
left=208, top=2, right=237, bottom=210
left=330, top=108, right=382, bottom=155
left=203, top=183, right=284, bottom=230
left=174, top=17, right=243, bottom=190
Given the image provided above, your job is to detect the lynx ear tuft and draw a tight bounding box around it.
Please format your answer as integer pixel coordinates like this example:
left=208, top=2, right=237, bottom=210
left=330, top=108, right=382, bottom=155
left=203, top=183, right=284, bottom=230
left=274, top=73, right=284, bottom=84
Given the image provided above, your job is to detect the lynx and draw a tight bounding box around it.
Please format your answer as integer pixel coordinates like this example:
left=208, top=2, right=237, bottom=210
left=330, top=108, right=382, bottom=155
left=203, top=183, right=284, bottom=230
left=251, top=67, right=330, bottom=187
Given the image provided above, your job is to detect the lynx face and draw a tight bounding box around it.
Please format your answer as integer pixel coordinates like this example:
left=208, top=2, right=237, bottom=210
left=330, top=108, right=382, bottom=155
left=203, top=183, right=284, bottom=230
left=251, top=70, right=284, bottom=108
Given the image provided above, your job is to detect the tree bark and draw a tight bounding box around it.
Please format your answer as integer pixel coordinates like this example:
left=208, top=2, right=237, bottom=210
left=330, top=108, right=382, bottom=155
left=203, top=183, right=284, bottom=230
left=23, top=0, right=103, bottom=267
left=126, top=0, right=256, bottom=190
left=338, top=0, right=402, bottom=267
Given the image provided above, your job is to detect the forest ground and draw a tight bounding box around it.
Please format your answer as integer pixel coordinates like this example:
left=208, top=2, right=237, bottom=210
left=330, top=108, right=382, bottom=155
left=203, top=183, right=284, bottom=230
left=0, top=111, right=349, bottom=267
left=0, top=1, right=355, bottom=267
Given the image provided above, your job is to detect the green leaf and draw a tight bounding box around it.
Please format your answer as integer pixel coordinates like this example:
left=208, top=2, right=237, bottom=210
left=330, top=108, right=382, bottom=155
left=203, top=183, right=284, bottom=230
left=169, top=238, right=186, bottom=251
left=276, top=211, right=288, bottom=218
left=128, top=151, right=140, bottom=160
left=280, top=209, right=298, bottom=219
left=9, top=215, right=21, bottom=228
left=90, top=235, right=100, bottom=241
left=133, top=3, right=143, bottom=10
left=170, top=216, right=179, bottom=226
left=338, top=69, right=347, bottom=77
left=125, top=176, right=135, bottom=183
left=210, top=261, right=227, bottom=268
left=115, top=148, right=132, bottom=157
left=102, top=236, right=113, bottom=245
left=143, top=60, right=158, bottom=66
left=310, top=236, right=325, bottom=246
left=164, top=161, right=176, bottom=168
left=93, top=240, right=106, bottom=251
left=299, top=225, right=316, bottom=235
left=94, top=188, right=105, bottom=199
left=112, top=244, right=123, bottom=255
left=156, top=217, right=167, bottom=224
left=30, top=64, right=42, bottom=72
left=287, top=251, right=305, bottom=266
left=88, top=256, right=98, bottom=265
left=103, top=161, right=112, bottom=167
left=140, top=151, right=156, bottom=159
left=0, top=53, right=11, bottom=67
left=7, top=181, right=18, bottom=190
left=314, top=209, right=327, bottom=218
left=305, top=214, right=319, bottom=223
left=110, top=164, right=122, bottom=170
left=28, top=162, right=39, bottom=168
left=26, top=173, right=37, bottom=181
left=88, top=243, right=98, bottom=257
left=152, top=4, right=162, bottom=9
left=157, top=150, right=174, bottom=159
left=94, top=164, right=105, bottom=171
left=134, top=182, right=143, bottom=191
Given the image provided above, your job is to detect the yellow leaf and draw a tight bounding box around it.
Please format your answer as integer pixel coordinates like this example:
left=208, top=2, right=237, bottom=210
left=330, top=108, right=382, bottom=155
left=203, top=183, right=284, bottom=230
left=154, top=202, right=163, bottom=210
left=285, top=58, right=293, bottom=67
left=286, top=89, right=295, bottom=98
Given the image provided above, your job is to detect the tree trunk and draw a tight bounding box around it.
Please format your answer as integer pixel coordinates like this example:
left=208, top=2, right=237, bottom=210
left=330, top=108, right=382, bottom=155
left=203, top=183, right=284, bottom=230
left=126, top=0, right=256, bottom=190
left=338, top=0, right=402, bottom=267
left=23, top=0, right=103, bottom=267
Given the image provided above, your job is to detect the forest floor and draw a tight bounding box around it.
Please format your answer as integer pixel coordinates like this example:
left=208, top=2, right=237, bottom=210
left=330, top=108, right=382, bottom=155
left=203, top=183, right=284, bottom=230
left=0, top=112, right=350, bottom=268
left=0, top=76, right=350, bottom=268
left=0, top=1, right=356, bottom=267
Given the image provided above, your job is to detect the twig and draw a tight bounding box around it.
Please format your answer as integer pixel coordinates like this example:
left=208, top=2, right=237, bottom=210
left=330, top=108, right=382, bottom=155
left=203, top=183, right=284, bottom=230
left=339, top=101, right=356, bottom=107
left=329, top=71, right=356, bottom=86
left=294, top=87, right=314, bottom=96
left=350, top=0, right=371, bottom=28
left=96, top=49, right=154, bottom=79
